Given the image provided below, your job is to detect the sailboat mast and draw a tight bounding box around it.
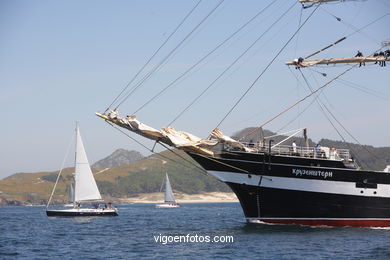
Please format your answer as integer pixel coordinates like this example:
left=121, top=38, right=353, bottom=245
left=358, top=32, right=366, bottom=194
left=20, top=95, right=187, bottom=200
left=74, top=122, right=79, bottom=202
left=46, top=128, right=76, bottom=208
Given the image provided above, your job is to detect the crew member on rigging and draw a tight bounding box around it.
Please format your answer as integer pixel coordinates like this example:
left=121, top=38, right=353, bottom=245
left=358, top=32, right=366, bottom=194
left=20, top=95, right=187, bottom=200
left=355, top=50, right=365, bottom=67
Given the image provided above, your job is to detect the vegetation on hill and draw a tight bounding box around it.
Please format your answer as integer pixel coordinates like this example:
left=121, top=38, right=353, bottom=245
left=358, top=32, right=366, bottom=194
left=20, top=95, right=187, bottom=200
left=96, top=150, right=230, bottom=197
left=1, top=128, right=389, bottom=205
left=0, top=149, right=229, bottom=205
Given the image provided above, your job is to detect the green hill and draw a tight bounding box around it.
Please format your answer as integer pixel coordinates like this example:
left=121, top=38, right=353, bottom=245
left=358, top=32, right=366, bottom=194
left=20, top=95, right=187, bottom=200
left=1, top=128, right=389, bottom=206
left=0, top=149, right=229, bottom=205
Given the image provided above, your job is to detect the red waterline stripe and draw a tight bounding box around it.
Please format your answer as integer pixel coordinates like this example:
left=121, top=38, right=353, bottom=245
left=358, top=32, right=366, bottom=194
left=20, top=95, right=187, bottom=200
left=258, top=219, right=390, bottom=227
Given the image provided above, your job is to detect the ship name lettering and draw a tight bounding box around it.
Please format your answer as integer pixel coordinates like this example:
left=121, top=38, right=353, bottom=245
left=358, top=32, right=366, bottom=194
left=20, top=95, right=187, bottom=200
left=292, top=169, right=333, bottom=179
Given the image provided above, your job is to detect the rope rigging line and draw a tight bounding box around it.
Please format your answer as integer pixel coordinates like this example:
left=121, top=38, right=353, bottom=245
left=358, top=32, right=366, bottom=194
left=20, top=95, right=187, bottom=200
left=194, top=153, right=250, bottom=174
left=274, top=67, right=322, bottom=133
left=213, top=2, right=319, bottom=136
left=46, top=131, right=75, bottom=208
left=157, top=142, right=209, bottom=175
left=304, top=37, right=347, bottom=60
left=335, top=78, right=390, bottom=101
left=133, top=0, right=279, bottom=115
left=105, top=0, right=203, bottom=112
left=242, top=61, right=356, bottom=141
left=297, top=69, right=372, bottom=168
left=105, top=120, right=208, bottom=176
left=290, top=10, right=390, bottom=65
left=115, top=0, right=225, bottom=110
left=104, top=116, right=254, bottom=176
left=168, top=0, right=294, bottom=126
left=345, top=10, right=390, bottom=40
left=320, top=5, right=389, bottom=45
left=306, top=66, right=390, bottom=101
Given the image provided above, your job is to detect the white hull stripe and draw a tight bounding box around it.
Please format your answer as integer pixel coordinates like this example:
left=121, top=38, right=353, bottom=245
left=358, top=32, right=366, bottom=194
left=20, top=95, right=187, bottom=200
left=208, top=170, right=390, bottom=198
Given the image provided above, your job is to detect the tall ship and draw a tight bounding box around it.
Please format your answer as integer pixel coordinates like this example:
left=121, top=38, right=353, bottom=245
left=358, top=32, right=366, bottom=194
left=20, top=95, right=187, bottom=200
left=96, top=0, right=389, bottom=227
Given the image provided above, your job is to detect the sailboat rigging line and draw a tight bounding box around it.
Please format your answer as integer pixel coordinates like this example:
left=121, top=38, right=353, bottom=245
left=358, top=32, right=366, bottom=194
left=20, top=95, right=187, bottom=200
left=335, top=78, right=390, bottom=101
left=105, top=0, right=203, bottom=113
left=168, top=0, right=292, bottom=126
left=46, top=130, right=75, bottom=208
left=275, top=67, right=321, bottom=133
left=157, top=142, right=209, bottom=175
left=319, top=5, right=341, bottom=22
left=214, top=3, right=319, bottom=137
left=115, top=0, right=225, bottom=110
left=106, top=120, right=208, bottom=175
left=307, top=66, right=389, bottom=101
left=195, top=153, right=250, bottom=174
left=133, top=0, right=279, bottom=116
left=305, top=37, right=346, bottom=59
left=243, top=63, right=356, bottom=141
left=345, top=11, right=390, bottom=39
left=293, top=4, right=303, bottom=57
left=320, top=5, right=384, bottom=44
left=297, top=69, right=369, bottom=167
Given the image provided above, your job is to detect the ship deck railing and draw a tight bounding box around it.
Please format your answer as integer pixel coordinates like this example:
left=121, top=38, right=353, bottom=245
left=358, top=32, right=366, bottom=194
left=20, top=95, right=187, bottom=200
left=237, top=142, right=351, bottom=161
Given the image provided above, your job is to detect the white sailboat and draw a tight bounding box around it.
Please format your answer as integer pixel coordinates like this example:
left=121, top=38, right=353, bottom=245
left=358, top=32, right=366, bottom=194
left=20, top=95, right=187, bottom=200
left=156, top=173, right=180, bottom=208
left=46, top=124, right=118, bottom=217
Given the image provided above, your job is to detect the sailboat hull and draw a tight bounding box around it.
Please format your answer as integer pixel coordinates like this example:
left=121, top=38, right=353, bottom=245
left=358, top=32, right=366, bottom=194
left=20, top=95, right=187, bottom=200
left=156, top=203, right=180, bottom=208
left=188, top=151, right=390, bottom=227
left=46, top=208, right=118, bottom=217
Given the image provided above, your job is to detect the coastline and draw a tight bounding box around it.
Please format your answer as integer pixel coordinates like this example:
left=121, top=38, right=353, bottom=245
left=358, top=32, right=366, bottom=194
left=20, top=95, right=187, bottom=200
left=0, top=192, right=238, bottom=206
left=113, top=192, right=238, bottom=204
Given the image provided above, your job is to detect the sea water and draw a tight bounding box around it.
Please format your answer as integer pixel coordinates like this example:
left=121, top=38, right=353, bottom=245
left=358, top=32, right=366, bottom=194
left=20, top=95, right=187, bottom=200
left=1, top=203, right=390, bottom=259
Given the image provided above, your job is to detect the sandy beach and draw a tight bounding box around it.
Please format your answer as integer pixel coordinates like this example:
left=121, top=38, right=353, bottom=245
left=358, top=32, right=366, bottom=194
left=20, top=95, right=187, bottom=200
left=114, top=192, right=238, bottom=204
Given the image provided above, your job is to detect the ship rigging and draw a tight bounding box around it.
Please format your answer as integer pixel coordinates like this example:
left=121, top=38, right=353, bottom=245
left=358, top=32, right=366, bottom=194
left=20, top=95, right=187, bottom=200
left=97, top=0, right=390, bottom=227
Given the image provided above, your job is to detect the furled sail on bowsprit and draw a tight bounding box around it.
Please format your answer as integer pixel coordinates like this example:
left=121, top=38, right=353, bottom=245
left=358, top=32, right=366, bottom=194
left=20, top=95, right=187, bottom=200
left=96, top=111, right=218, bottom=156
left=210, top=128, right=254, bottom=152
left=74, top=125, right=102, bottom=202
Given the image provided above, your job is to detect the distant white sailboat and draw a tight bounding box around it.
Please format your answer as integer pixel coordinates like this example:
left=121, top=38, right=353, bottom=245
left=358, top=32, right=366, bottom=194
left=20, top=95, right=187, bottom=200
left=46, top=124, right=118, bottom=217
left=156, top=173, right=180, bottom=208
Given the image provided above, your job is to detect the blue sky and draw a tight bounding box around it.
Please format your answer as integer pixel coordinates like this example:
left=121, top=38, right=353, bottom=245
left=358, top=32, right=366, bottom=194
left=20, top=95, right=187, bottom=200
left=1, top=0, right=389, bottom=178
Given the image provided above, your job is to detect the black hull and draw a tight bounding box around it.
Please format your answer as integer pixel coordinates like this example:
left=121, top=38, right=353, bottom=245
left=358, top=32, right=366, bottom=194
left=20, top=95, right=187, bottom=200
left=46, top=210, right=118, bottom=217
left=227, top=182, right=390, bottom=218
left=188, top=151, right=390, bottom=227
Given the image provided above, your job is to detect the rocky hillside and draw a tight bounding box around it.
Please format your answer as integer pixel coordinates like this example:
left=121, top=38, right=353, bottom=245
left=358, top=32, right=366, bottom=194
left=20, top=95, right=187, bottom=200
left=92, top=149, right=144, bottom=168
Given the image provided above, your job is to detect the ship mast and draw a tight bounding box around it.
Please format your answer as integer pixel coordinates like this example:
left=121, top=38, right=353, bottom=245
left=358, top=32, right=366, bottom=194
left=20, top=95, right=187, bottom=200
left=299, top=0, right=356, bottom=9
left=286, top=54, right=390, bottom=68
